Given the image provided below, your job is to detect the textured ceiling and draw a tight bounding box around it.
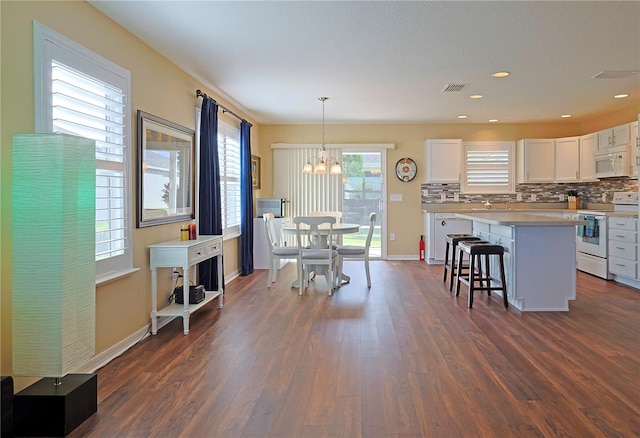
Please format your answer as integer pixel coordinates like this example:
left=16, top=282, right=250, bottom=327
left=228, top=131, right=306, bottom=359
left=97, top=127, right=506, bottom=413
left=89, top=1, right=640, bottom=125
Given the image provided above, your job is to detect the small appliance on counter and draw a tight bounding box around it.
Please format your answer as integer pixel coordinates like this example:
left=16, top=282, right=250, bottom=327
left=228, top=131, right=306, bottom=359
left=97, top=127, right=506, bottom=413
left=256, top=198, right=289, bottom=218
left=612, top=191, right=639, bottom=212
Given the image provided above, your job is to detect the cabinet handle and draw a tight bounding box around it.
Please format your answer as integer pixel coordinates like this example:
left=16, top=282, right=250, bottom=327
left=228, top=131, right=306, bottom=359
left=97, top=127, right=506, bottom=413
left=441, top=220, right=446, bottom=226
left=615, top=247, right=625, bottom=250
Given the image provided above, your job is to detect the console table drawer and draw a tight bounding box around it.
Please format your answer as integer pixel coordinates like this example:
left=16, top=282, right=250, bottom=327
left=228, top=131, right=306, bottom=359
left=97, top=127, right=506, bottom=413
left=189, top=240, right=221, bottom=264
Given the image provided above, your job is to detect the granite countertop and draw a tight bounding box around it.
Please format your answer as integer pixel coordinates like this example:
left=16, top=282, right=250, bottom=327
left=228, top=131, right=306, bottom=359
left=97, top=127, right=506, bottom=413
left=608, top=211, right=638, bottom=218
left=455, top=211, right=588, bottom=227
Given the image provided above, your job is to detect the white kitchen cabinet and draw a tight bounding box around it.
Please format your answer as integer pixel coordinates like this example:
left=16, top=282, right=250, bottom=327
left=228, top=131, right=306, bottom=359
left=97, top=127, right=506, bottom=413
left=579, top=132, right=598, bottom=181
left=608, top=216, right=638, bottom=288
left=555, top=136, right=580, bottom=182
left=516, top=139, right=555, bottom=183
left=425, top=139, right=462, bottom=183
left=597, top=123, right=630, bottom=150
left=630, top=121, right=638, bottom=178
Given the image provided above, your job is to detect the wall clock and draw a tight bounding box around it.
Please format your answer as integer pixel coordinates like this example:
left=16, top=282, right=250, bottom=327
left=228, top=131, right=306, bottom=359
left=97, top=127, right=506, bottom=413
left=395, top=158, right=417, bottom=182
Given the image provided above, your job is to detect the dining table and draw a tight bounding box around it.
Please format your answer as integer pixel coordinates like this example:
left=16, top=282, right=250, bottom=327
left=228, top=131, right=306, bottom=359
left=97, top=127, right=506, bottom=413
left=281, top=221, right=361, bottom=288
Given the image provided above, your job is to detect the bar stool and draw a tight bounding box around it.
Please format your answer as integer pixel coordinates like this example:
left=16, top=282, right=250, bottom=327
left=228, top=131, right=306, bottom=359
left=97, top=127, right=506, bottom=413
left=443, top=234, right=483, bottom=291
left=455, top=241, right=508, bottom=309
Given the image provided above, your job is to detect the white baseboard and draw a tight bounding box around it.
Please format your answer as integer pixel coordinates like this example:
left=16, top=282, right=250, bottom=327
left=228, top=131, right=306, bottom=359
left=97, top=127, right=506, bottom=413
left=77, top=273, right=236, bottom=374
left=76, top=316, right=174, bottom=374
left=385, top=255, right=420, bottom=261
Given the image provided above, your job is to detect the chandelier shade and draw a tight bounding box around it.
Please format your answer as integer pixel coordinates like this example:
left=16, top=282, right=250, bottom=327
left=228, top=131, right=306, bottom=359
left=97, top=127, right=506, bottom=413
left=302, top=97, right=342, bottom=175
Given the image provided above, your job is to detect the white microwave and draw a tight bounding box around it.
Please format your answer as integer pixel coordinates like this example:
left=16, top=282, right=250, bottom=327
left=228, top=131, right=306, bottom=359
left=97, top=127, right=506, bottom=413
left=594, top=146, right=630, bottom=178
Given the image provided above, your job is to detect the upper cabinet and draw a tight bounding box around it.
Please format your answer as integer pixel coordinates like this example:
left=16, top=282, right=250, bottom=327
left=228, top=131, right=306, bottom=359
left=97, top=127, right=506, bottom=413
left=425, top=139, right=462, bottom=183
left=630, top=121, right=638, bottom=178
left=555, top=136, right=580, bottom=182
left=579, top=133, right=598, bottom=182
left=516, top=139, right=555, bottom=183
left=598, top=123, right=630, bottom=150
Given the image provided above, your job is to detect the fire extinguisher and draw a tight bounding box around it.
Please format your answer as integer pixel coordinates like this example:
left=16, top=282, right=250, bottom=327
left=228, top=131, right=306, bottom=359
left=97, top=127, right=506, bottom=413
left=419, top=235, right=425, bottom=261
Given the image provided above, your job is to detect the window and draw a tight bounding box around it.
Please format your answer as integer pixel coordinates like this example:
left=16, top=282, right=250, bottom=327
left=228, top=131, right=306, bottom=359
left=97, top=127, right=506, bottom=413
left=34, top=22, right=134, bottom=282
left=218, top=120, right=241, bottom=236
left=195, top=111, right=241, bottom=238
left=461, top=142, right=515, bottom=194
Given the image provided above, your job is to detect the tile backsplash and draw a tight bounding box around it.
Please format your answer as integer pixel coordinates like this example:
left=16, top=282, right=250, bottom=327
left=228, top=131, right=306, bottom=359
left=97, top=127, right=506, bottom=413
left=421, top=178, right=638, bottom=204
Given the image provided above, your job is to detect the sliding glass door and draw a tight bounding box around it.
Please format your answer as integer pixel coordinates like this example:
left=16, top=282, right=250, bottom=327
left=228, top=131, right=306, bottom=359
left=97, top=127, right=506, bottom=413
left=341, top=150, right=384, bottom=258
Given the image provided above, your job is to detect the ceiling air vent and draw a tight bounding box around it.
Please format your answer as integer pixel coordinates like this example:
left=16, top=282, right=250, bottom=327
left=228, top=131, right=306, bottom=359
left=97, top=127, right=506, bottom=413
left=592, top=70, right=639, bottom=79
left=442, top=83, right=469, bottom=92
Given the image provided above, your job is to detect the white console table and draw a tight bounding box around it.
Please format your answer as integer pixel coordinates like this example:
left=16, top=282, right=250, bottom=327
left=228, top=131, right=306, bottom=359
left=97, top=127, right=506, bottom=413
left=149, top=235, right=223, bottom=335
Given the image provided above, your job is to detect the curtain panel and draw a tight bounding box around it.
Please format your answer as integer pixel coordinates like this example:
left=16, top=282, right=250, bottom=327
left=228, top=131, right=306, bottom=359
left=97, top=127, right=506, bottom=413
left=198, top=98, right=224, bottom=291
left=239, top=120, right=254, bottom=275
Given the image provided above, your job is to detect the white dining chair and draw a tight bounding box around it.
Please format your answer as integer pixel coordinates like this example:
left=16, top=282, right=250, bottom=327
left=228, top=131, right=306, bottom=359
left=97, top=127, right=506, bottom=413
left=336, top=212, right=377, bottom=288
left=309, top=211, right=343, bottom=222
left=310, top=211, right=343, bottom=246
left=263, top=213, right=299, bottom=288
left=294, top=215, right=339, bottom=296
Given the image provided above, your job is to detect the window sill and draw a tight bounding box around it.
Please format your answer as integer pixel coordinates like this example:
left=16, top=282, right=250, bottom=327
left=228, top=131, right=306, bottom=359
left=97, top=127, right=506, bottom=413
left=96, top=267, right=140, bottom=286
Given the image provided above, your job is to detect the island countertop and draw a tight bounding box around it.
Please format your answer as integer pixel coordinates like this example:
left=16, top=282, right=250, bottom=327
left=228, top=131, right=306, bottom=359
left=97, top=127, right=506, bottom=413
left=455, top=211, right=587, bottom=227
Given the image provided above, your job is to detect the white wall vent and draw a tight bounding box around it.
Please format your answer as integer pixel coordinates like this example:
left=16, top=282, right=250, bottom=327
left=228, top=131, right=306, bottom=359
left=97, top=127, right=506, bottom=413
left=441, top=83, right=469, bottom=92
left=592, top=70, right=639, bottom=79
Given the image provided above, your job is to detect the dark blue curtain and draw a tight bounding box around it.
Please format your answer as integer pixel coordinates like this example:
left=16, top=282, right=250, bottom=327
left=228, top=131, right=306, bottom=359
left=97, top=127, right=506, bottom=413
left=240, top=120, right=254, bottom=275
left=198, top=98, right=224, bottom=291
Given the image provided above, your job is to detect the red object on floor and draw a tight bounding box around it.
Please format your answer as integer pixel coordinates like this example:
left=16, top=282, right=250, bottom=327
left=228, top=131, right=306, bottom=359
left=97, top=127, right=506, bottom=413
left=419, top=235, right=425, bottom=261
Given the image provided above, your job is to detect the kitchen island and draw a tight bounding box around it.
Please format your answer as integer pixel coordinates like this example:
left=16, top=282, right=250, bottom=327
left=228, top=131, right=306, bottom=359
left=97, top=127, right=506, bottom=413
left=455, top=212, right=587, bottom=311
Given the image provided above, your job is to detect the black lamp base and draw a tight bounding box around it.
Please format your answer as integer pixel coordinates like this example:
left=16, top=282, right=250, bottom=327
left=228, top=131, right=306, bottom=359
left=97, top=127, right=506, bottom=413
left=14, top=373, right=97, bottom=437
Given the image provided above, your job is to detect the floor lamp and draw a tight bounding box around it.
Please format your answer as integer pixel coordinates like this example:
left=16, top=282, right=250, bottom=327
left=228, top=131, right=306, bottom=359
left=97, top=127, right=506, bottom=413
left=12, top=134, right=97, bottom=436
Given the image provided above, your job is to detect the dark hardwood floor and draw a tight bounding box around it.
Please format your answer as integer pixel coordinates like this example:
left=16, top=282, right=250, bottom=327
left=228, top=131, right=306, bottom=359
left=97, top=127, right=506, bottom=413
left=71, top=261, right=639, bottom=437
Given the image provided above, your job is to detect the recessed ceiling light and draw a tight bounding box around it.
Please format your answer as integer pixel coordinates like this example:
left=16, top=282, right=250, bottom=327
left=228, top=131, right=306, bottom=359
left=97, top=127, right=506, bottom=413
left=491, top=71, right=510, bottom=78
left=469, top=94, right=483, bottom=99
left=561, top=114, right=572, bottom=118
left=614, top=93, right=629, bottom=99
left=457, top=115, right=467, bottom=119
left=489, top=119, right=499, bottom=123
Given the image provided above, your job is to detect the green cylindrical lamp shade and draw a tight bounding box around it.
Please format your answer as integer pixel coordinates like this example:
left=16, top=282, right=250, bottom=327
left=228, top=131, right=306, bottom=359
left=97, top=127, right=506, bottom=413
left=12, top=134, right=96, bottom=377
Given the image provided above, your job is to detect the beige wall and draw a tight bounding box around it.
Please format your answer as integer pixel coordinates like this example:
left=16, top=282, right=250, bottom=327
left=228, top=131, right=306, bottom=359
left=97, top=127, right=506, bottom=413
left=257, top=114, right=638, bottom=255
left=0, top=1, right=256, bottom=386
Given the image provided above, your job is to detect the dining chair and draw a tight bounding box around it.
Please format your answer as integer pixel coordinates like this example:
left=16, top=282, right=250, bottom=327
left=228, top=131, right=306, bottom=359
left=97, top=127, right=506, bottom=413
left=336, top=212, right=377, bottom=288
left=310, top=211, right=343, bottom=245
left=293, top=215, right=339, bottom=296
left=309, top=211, right=343, bottom=222
left=263, top=213, right=300, bottom=288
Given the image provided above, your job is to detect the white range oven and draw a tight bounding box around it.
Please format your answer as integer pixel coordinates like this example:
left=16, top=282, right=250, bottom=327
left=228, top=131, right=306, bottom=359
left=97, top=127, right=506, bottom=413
left=576, top=210, right=612, bottom=279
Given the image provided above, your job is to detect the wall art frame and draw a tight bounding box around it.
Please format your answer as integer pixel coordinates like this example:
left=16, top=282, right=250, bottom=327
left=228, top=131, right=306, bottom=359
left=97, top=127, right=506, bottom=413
left=251, top=155, right=261, bottom=189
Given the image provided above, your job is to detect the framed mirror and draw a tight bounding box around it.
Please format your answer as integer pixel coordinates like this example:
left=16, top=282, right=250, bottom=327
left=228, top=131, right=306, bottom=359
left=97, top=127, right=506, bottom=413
left=137, top=110, right=195, bottom=228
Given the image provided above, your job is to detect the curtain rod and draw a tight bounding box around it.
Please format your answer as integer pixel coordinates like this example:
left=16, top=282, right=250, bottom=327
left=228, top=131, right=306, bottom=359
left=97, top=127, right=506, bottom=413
left=196, top=90, right=252, bottom=127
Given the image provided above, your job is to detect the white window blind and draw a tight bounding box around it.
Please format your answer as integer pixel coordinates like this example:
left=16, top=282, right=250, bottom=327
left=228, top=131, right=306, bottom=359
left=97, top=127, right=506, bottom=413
left=34, top=22, right=133, bottom=280
left=461, top=142, right=515, bottom=194
left=272, top=146, right=343, bottom=219
left=218, top=120, right=241, bottom=236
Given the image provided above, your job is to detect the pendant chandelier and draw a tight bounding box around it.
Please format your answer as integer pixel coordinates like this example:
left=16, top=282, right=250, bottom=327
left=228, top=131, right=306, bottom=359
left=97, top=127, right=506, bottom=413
left=303, top=97, right=342, bottom=175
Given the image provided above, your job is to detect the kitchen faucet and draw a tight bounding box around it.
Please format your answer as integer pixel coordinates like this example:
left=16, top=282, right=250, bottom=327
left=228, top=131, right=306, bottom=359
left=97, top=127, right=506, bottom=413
left=505, top=201, right=510, bottom=210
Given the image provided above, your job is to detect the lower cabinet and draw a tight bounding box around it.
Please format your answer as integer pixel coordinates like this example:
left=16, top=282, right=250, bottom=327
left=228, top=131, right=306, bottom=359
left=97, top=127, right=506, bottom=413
left=608, top=216, right=639, bottom=288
